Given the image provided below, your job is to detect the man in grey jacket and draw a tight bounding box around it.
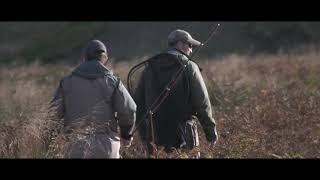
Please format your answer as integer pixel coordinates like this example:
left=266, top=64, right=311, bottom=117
left=134, top=29, right=218, bottom=156
left=50, top=40, right=136, bottom=158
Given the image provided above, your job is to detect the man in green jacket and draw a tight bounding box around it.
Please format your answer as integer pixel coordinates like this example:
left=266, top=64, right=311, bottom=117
left=134, top=29, right=218, bottom=157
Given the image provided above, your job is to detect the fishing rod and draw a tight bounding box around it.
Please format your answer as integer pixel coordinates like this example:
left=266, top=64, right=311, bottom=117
left=128, top=23, right=221, bottom=137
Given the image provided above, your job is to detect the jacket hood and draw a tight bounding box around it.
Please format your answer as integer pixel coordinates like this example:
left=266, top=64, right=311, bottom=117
left=165, top=48, right=190, bottom=59
left=72, top=60, right=113, bottom=79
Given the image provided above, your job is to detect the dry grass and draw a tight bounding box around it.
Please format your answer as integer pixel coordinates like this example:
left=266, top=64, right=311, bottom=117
left=0, top=50, right=319, bottom=158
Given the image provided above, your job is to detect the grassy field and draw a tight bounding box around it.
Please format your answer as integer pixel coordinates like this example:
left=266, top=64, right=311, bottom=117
left=0, top=49, right=319, bottom=158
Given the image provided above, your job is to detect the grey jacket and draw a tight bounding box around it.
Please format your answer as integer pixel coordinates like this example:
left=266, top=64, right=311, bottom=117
left=51, top=60, right=136, bottom=158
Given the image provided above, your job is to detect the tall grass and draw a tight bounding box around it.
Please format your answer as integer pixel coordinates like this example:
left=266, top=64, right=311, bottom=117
left=0, top=50, right=319, bottom=158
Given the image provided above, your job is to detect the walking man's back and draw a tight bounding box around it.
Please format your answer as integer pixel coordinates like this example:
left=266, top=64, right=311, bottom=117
left=50, top=40, right=136, bottom=158
left=134, top=29, right=218, bottom=156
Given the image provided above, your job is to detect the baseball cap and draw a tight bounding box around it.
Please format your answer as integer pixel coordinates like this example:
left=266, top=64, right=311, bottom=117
left=168, top=29, right=202, bottom=47
left=84, top=40, right=107, bottom=60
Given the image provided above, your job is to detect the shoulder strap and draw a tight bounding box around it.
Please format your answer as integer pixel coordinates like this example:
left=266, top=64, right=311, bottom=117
left=111, top=76, right=120, bottom=103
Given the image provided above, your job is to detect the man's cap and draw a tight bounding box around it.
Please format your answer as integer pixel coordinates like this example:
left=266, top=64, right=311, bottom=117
left=168, top=29, right=202, bottom=47
left=84, top=40, right=107, bottom=60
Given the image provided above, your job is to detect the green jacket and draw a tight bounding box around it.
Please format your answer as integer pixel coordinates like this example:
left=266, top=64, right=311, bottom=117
left=134, top=48, right=217, bottom=149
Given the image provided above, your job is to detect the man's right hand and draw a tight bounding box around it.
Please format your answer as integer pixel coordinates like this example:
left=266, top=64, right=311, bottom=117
left=208, top=139, right=217, bottom=149
left=122, top=137, right=133, bottom=148
left=208, top=130, right=218, bottom=149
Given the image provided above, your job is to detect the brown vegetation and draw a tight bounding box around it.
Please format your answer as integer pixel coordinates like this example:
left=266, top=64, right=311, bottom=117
left=0, top=50, right=319, bottom=158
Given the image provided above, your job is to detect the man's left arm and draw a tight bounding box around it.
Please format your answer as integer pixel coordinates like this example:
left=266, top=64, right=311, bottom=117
left=187, top=62, right=218, bottom=144
left=113, top=80, right=137, bottom=141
